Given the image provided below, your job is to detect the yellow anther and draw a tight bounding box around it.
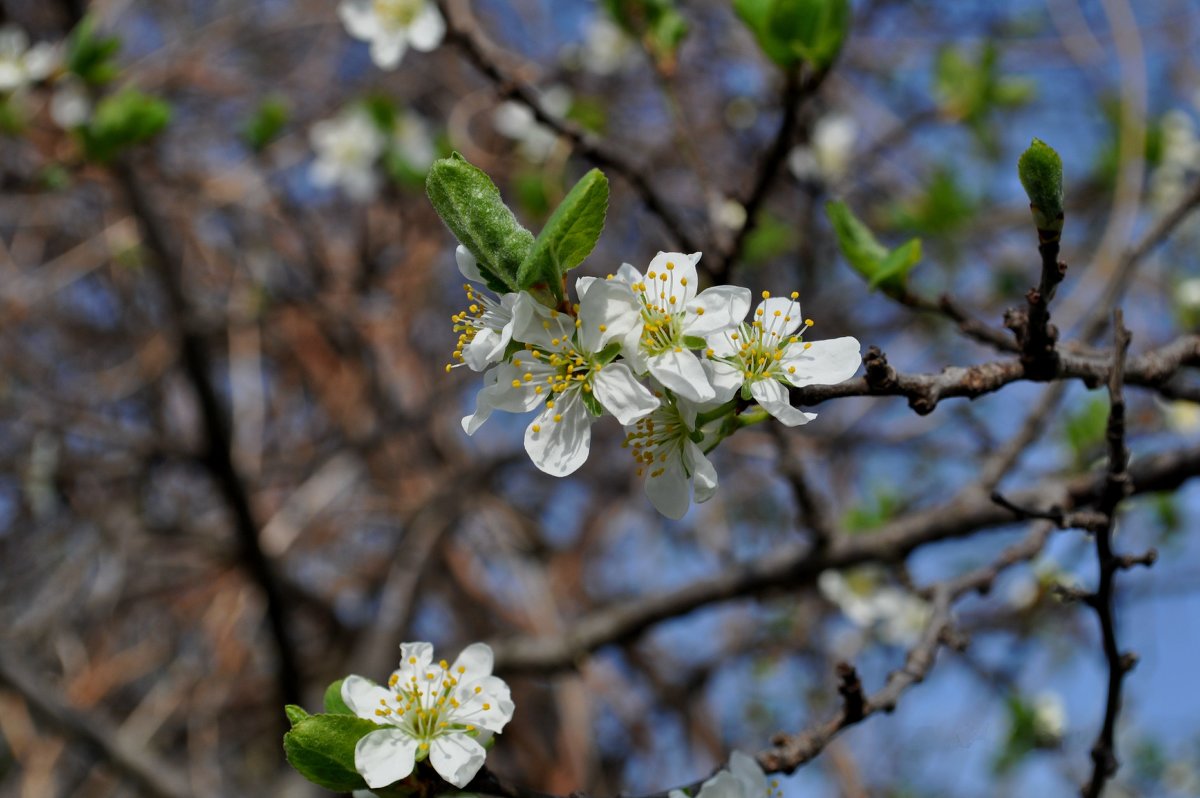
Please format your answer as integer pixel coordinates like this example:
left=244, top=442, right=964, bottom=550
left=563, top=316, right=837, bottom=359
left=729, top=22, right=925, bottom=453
left=761, top=290, right=771, bottom=299
left=553, top=414, right=563, bottom=422
left=773, top=310, right=782, bottom=317
left=439, top=659, right=448, bottom=669
left=482, top=703, right=491, bottom=710
left=511, top=379, right=521, bottom=388
left=680, top=277, right=688, bottom=286
left=804, top=342, right=812, bottom=349
left=669, top=295, right=677, bottom=304
left=474, top=686, right=482, bottom=694
left=788, top=366, right=796, bottom=374
left=599, top=324, right=608, bottom=332
left=805, top=318, right=814, bottom=326
left=409, top=657, right=417, bottom=664
left=531, top=424, right=541, bottom=433
left=445, top=364, right=453, bottom=373
left=389, top=674, right=399, bottom=687
left=695, top=307, right=705, bottom=315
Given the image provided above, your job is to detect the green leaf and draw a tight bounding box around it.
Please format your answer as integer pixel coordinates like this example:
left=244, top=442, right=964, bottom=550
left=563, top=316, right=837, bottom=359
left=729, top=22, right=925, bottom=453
left=243, top=97, right=289, bottom=153
left=323, top=679, right=354, bottom=715
left=734, top=0, right=798, bottom=66
left=826, top=200, right=920, bottom=295
left=285, top=705, right=310, bottom=728
left=283, top=713, right=378, bottom=792
left=1017, top=137, right=1064, bottom=237
left=66, top=15, right=122, bottom=86
left=517, top=169, right=609, bottom=304
left=426, top=153, right=534, bottom=294
left=736, top=0, right=849, bottom=69
left=603, top=0, right=689, bottom=70
left=682, top=335, right=707, bottom=349
left=80, top=89, right=172, bottom=163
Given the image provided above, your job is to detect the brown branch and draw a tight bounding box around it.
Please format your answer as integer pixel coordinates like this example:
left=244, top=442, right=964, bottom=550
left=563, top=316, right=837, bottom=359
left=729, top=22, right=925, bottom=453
left=112, top=160, right=301, bottom=709
left=791, top=334, right=1200, bottom=415
left=434, top=0, right=697, bottom=252
left=1082, top=310, right=1138, bottom=798
left=760, top=521, right=1054, bottom=773
left=490, top=441, right=1200, bottom=673
left=0, top=649, right=193, bottom=798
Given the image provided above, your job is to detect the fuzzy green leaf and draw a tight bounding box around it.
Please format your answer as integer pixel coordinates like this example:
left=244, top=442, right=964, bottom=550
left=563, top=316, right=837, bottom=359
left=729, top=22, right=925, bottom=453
left=323, top=679, right=354, bottom=715
left=66, top=15, right=122, bottom=86
left=426, top=153, right=534, bottom=294
left=517, top=169, right=609, bottom=304
left=283, top=713, right=378, bottom=792
left=1017, top=138, right=1064, bottom=235
left=736, top=0, right=849, bottom=69
left=284, top=705, right=310, bottom=728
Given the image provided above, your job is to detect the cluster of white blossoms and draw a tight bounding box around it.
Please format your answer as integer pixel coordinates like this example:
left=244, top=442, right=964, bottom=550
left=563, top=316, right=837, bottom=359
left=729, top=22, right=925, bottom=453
left=669, top=751, right=778, bottom=798
left=818, top=566, right=932, bottom=648
left=341, top=642, right=514, bottom=790
left=310, top=106, right=436, bottom=201
left=0, top=25, right=57, bottom=95
left=451, top=248, right=862, bottom=518
left=338, top=0, right=445, bottom=70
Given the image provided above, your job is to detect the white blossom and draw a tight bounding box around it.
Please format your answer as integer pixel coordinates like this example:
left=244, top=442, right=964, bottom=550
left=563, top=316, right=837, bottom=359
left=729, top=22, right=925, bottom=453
left=578, top=16, right=634, bottom=76
left=0, top=26, right=57, bottom=94
left=788, top=113, right=857, bottom=184
left=341, top=642, right=513, bottom=789
left=624, top=391, right=717, bottom=519
left=49, top=75, right=90, bottom=129
left=392, top=112, right=437, bottom=171
left=706, top=292, right=861, bottom=426
left=463, top=285, right=659, bottom=477
left=309, top=109, right=386, bottom=201
left=818, top=567, right=931, bottom=647
left=448, top=246, right=518, bottom=372
left=668, top=751, right=777, bottom=798
left=339, top=0, right=445, bottom=70
left=584, top=252, right=749, bottom=403
left=1032, top=691, right=1066, bottom=744
left=493, top=86, right=571, bottom=164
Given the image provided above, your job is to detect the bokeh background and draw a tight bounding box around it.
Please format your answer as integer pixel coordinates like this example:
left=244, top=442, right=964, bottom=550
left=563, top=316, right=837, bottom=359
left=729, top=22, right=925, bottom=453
left=1, top=0, right=1200, bottom=796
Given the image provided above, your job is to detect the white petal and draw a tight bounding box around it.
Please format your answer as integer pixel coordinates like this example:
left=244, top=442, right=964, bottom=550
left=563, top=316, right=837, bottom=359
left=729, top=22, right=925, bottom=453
left=429, top=733, right=487, bottom=788
left=455, top=245, right=484, bottom=283
left=462, top=367, right=501, bottom=435
left=645, top=251, right=700, bottom=304
left=646, top=349, right=715, bottom=403
left=755, top=297, right=804, bottom=339
left=355, top=728, right=418, bottom=789
left=616, top=262, right=643, bottom=285
left=592, top=363, right=659, bottom=424
left=398, top=641, right=434, bottom=672
left=644, top=449, right=691, bottom=520
left=749, top=379, right=815, bottom=427
left=684, top=285, right=751, bottom=337
left=575, top=275, right=598, bottom=301
left=460, top=674, right=514, bottom=732
left=338, top=0, right=379, bottom=40
left=728, top=751, right=768, bottom=798
left=370, top=32, right=407, bottom=69
left=450, top=642, right=494, bottom=679
left=705, top=328, right=742, bottom=358
left=684, top=440, right=718, bottom=504
left=406, top=3, right=445, bottom=51
left=341, top=675, right=392, bottom=720
left=524, top=391, right=592, bottom=476
left=512, top=293, right=573, bottom=350
left=782, top=336, right=862, bottom=387
left=578, top=276, right=641, bottom=353
left=701, top=359, right=744, bottom=404
left=464, top=327, right=503, bottom=371
left=695, top=769, right=743, bottom=798
left=23, top=43, right=58, bottom=81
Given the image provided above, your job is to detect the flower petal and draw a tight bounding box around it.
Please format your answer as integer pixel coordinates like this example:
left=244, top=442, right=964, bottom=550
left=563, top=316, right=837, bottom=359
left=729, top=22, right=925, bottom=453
left=512, top=293, right=574, bottom=350
left=460, top=674, right=515, bottom=732
left=782, top=336, right=862, bottom=387
left=429, top=733, right=487, bottom=788
left=684, top=440, right=718, bottom=504
left=524, top=391, right=592, bottom=476
left=341, top=675, right=392, bottom=720
left=455, top=245, right=484, bottom=283
left=645, top=251, right=701, bottom=304
left=406, top=3, right=445, bottom=51
left=578, top=276, right=642, bottom=353
left=701, top=359, right=744, bottom=404
left=755, top=297, right=804, bottom=340
left=683, top=285, right=751, bottom=338
left=450, top=642, right=494, bottom=679
left=398, top=641, right=434, bottom=673
left=749, top=379, right=815, bottom=427
left=644, top=448, right=691, bottom=520
left=647, top=349, right=715, bottom=403
left=355, top=728, right=418, bottom=789
left=370, top=32, right=407, bottom=69
left=728, top=751, right=768, bottom=798
left=338, top=0, right=378, bottom=40
left=592, top=363, right=659, bottom=424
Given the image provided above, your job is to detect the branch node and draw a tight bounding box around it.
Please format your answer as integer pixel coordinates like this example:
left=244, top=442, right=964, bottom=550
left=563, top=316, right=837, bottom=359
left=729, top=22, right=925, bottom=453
left=835, top=662, right=865, bottom=723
